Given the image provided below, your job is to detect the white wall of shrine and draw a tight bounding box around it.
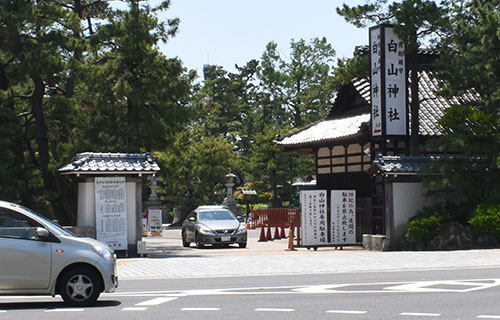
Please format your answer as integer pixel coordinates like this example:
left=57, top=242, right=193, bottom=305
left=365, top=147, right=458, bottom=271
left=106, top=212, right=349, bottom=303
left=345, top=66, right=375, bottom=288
left=390, top=182, right=437, bottom=241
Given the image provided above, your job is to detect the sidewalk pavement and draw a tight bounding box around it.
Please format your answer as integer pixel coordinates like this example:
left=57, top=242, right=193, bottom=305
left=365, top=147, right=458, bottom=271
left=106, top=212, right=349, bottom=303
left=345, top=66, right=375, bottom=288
left=116, top=228, right=500, bottom=280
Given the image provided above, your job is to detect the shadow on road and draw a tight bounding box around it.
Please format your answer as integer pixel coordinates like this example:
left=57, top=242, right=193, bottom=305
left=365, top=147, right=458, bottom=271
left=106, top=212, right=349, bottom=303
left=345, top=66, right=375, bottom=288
left=0, top=300, right=121, bottom=310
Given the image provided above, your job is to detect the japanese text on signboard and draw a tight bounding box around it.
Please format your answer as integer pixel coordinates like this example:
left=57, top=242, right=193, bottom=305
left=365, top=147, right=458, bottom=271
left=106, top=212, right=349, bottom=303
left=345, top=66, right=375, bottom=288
left=384, top=27, right=406, bottom=135
left=331, top=190, right=356, bottom=244
left=300, top=190, right=328, bottom=246
left=370, top=27, right=382, bottom=136
left=95, top=177, right=127, bottom=250
left=370, top=25, right=407, bottom=136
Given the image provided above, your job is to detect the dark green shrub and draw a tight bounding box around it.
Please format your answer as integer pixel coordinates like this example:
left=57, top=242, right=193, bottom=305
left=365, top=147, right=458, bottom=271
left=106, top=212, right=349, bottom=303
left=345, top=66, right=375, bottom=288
left=406, top=208, right=453, bottom=243
left=468, top=204, right=500, bottom=240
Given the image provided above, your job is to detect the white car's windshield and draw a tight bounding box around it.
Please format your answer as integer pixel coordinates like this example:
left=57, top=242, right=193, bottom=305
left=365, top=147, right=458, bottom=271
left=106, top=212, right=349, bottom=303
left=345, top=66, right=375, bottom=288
left=199, top=210, right=235, bottom=221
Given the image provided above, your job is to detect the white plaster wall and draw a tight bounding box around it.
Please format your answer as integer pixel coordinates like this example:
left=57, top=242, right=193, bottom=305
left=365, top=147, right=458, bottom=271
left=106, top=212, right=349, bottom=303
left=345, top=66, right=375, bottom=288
left=126, top=182, right=137, bottom=245
left=392, top=182, right=435, bottom=239
left=77, top=181, right=95, bottom=227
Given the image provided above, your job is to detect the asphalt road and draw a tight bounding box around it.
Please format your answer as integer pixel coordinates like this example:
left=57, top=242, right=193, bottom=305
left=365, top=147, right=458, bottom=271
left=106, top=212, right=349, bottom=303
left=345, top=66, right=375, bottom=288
left=1, top=268, right=500, bottom=319
left=1, top=229, right=499, bottom=319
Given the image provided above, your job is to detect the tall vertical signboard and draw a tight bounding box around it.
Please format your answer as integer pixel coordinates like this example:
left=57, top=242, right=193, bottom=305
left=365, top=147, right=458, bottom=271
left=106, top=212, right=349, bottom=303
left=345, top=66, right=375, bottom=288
left=95, top=177, right=128, bottom=250
left=384, top=27, right=407, bottom=135
left=370, top=24, right=407, bottom=137
left=300, top=190, right=328, bottom=246
left=331, top=190, right=356, bottom=244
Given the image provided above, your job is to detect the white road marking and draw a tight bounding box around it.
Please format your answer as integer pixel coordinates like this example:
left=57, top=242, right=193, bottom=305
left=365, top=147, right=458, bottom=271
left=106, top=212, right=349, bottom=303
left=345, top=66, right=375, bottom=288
left=400, top=312, right=441, bottom=317
left=45, top=308, right=84, bottom=312
left=255, top=308, right=295, bottom=312
left=122, top=307, right=148, bottom=311
left=0, top=311, right=6, bottom=313
left=181, top=307, right=220, bottom=311
left=386, top=279, right=500, bottom=293
left=478, top=316, right=500, bottom=319
left=100, top=279, right=500, bottom=299
left=326, top=310, right=367, bottom=314
left=104, top=291, right=187, bottom=297
left=294, top=279, right=500, bottom=294
left=136, top=297, right=178, bottom=306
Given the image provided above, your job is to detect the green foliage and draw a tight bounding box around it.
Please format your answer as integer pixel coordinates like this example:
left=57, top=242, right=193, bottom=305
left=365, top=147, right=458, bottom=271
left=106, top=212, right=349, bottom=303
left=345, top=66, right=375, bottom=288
left=424, top=0, right=500, bottom=208
left=155, top=131, right=240, bottom=213
left=422, top=157, right=500, bottom=210
left=0, top=0, right=92, bottom=222
left=259, top=37, right=336, bottom=128
left=336, top=2, right=391, bottom=28
left=468, top=203, right=500, bottom=240
left=333, top=55, right=369, bottom=87
left=81, top=0, right=195, bottom=152
left=0, top=1, right=193, bottom=223
left=247, top=125, right=314, bottom=207
left=438, top=0, right=500, bottom=100
left=337, top=0, right=448, bottom=48
left=406, top=207, right=453, bottom=243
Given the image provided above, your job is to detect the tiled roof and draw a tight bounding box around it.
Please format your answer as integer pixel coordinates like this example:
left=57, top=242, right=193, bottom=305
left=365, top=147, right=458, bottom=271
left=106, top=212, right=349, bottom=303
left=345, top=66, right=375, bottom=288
left=411, top=70, right=477, bottom=135
left=59, top=152, right=160, bottom=175
left=372, top=155, right=434, bottom=175
left=277, top=113, right=370, bottom=147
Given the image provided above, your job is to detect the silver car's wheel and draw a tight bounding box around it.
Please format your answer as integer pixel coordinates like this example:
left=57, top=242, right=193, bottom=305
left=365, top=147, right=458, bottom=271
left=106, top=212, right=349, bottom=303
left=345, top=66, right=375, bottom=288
left=59, top=267, right=101, bottom=306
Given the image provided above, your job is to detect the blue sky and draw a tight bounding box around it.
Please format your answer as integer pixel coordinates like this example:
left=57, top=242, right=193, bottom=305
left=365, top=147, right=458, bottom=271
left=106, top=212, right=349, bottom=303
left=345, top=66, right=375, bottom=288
left=114, top=1, right=370, bottom=77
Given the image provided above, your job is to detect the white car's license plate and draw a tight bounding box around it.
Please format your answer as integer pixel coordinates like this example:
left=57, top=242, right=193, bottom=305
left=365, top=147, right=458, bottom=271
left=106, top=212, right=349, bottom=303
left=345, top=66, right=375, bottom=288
left=221, top=236, right=231, bottom=242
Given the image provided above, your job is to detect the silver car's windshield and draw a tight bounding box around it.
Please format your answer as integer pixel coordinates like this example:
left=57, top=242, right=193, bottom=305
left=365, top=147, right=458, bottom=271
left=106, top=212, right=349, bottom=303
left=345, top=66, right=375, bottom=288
left=19, top=205, right=75, bottom=237
left=199, top=210, right=235, bottom=221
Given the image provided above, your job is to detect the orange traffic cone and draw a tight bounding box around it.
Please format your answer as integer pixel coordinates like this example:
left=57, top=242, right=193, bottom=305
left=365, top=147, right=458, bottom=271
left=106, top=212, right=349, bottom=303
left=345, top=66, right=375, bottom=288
left=258, top=226, right=267, bottom=242
left=273, top=226, right=281, bottom=240
left=280, top=225, right=286, bottom=238
left=285, top=225, right=296, bottom=251
left=266, top=225, right=273, bottom=241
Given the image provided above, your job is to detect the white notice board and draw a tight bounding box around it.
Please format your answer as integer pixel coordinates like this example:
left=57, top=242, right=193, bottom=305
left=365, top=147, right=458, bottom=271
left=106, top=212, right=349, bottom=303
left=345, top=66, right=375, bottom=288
left=300, top=190, right=328, bottom=246
left=148, top=209, right=162, bottom=236
left=95, top=177, right=128, bottom=250
left=331, top=190, right=356, bottom=244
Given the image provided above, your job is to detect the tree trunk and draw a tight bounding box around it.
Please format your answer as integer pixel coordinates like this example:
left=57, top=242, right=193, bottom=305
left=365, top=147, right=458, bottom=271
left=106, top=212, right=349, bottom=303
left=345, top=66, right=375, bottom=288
left=31, top=74, right=50, bottom=170
left=31, top=74, right=74, bottom=224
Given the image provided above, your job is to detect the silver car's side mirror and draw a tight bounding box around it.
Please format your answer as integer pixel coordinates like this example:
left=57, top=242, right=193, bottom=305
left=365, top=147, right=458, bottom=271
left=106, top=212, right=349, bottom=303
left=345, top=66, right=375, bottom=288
left=188, top=217, right=195, bottom=222
left=36, top=227, right=50, bottom=238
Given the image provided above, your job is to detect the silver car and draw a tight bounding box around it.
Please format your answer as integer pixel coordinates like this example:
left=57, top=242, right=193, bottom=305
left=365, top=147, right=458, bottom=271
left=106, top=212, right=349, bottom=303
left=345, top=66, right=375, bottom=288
left=182, top=205, right=247, bottom=248
left=0, top=200, right=118, bottom=306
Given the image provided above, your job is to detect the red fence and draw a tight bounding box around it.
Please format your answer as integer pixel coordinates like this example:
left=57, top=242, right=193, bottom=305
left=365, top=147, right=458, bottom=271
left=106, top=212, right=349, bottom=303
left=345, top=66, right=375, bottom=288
left=248, top=208, right=300, bottom=229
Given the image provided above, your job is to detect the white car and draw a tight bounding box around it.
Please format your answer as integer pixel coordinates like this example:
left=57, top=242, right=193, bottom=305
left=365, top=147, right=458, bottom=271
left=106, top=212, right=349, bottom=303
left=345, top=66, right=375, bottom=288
left=0, top=200, right=118, bottom=306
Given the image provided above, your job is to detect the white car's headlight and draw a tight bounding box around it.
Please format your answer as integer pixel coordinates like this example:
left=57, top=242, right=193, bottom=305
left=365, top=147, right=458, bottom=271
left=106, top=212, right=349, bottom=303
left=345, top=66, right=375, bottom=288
left=92, top=243, right=114, bottom=261
left=237, top=223, right=247, bottom=234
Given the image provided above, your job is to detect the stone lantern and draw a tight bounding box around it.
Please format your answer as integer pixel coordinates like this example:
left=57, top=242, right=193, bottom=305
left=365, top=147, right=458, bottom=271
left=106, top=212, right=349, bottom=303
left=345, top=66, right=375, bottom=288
left=223, top=173, right=242, bottom=219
